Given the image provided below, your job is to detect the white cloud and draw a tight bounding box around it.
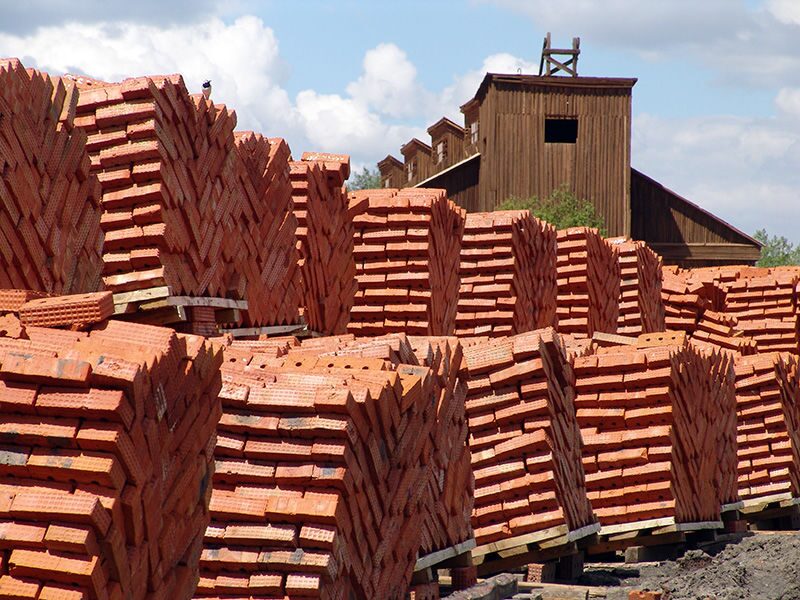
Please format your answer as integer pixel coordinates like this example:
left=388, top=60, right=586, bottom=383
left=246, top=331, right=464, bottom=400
left=766, top=0, right=800, bottom=26
left=633, top=112, right=800, bottom=241
left=776, top=87, right=800, bottom=119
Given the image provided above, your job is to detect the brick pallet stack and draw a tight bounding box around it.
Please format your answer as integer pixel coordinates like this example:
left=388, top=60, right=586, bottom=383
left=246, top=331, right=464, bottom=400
left=197, top=336, right=447, bottom=599
left=460, top=328, right=596, bottom=546
left=348, top=188, right=465, bottom=336
left=573, top=342, right=736, bottom=526
left=0, top=298, right=223, bottom=599
left=290, top=152, right=356, bottom=334
left=0, top=58, right=104, bottom=294
left=456, top=211, right=557, bottom=337
left=556, top=227, right=620, bottom=338
left=233, top=132, right=302, bottom=326
left=734, top=352, right=800, bottom=502
left=607, top=238, right=665, bottom=335
left=660, top=268, right=725, bottom=334
left=690, top=310, right=757, bottom=356
left=723, top=269, right=800, bottom=353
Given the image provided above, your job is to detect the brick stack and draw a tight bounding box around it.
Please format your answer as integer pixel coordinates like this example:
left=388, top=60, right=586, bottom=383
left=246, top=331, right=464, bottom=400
left=0, top=58, right=104, bottom=294
left=556, top=227, right=620, bottom=338
left=460, top=328, right=596, bottom=546
left=734, top=352, right=800, bottom=501
left=690, top=310, right=757, bottom=357
left=233, top=132, right=302, bottom=326
left=290, top=153, right=356, bottom=334
left=660, top=269, right=723, bottom=334
left=0, top=309, right=223, bottom=599
left=608, top=238, right=665, bottom=335
left=70, top=74, right=238, bottom=299
left=573, top=342, right=736, bottom=526
left=456, top=211, right=557, bottom=337
left=348, top=188, right=465, bottom=336
left=198, top=336, right=443, bottom=599
left=722, top=269, right=800, bottom=354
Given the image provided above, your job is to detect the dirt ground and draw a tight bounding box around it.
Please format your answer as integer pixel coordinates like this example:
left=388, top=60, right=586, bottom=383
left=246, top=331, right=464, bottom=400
left=582, top=532, right=800, bottom=600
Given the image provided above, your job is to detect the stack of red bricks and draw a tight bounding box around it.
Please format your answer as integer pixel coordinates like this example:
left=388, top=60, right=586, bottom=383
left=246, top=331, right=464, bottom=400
left=608, top=238, right=665, bottom=335
left=556, top=227, right=620, bottom=338
left=722, top=268, right=800, bottom=353
left=734, top=352, right=800, bottom=502
left=456, top=211, right=557, bottom=337
left=290, top=152, right=356, bottom=334
left=0, top=296, right=223, bottom=599
left=573, top=341, right=736, bottom=526
left=690, top=310, right=757, bottom=356
left=198, top=333, right=462, bottom=599
left=232, top=132, right=302, bottom=326
left=348, top=188, right=465, bottom=336
left=460, top=328, right=596, bottom=546
left=0, top=58, right=104, bottom=294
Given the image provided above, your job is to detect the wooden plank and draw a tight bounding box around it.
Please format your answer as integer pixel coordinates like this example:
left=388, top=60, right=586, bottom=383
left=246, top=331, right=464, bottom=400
left=591, top=331, right=637, bottom=346
left=112, top=286, right=171, bottom=306
left=739, top=492, right=795, bottom=514
left=651, top=520, right=722, bottom=536
left=167, top=296, right=248, bottom=310
left=472, top=524, right=569, bottom=558
left=414, top=538, right=476, bottom=572
left=599, top=517, right=675, bottom=538
left=220, top=323, right=307, bottom=338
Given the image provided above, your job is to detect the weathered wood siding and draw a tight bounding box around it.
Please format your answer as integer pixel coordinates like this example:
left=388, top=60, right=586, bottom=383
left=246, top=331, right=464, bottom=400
left=418, top=156, right=480, bottom=212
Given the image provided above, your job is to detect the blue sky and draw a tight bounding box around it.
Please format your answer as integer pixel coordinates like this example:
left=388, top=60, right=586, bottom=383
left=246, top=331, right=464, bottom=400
left=1, top=0, right=798, bottom=242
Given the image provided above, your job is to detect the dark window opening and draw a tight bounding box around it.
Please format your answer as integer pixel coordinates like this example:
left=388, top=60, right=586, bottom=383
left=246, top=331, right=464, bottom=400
left=545, top=118, right=578, bottom=143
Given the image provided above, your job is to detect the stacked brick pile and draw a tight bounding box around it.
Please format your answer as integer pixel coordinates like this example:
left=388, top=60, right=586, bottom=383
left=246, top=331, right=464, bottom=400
left=198, top=334, right=462, bottom=599
left=348, top=188, right=465, bottom=336
left=287, top=333, right=474, bottom=556
left=0, top=58, right=104, bottom=294
left=233, top=132, right=302, bottom=326
left=456, top=211, right=557, bottom=337
left=734, top=352, right=800, bottom=502
left=460, top=328, right=596, bottom=546
left=0, top=302, right=223, bottom=599
left=290, top=153, right=356, bottom=334
left=722, top=269, right=800, bottom=353
left=573, top=342, right=736, bottom=526
left=608, top=238, right=665, bottom=335
left=690, top=310, right=757, bottom=356
left=556, top=227, right=620, bottom=338
left=660, top=268, right=725, bottom=333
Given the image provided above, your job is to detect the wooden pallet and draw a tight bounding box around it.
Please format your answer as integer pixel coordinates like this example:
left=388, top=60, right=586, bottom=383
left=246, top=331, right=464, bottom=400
left=219, top=322, right=309, bottom=338
left=471, top=523, right=600, bottom=578
left=112, top=286, right=248, bottom=325
left=587, top=517, right=722, bottom=557
left=414, top=538, right=476, bottom=572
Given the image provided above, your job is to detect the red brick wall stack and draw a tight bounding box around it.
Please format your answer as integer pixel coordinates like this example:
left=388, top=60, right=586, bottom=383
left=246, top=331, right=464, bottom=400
left=198, top=336, right=445, bottom=599
left=573, top=343, right=735, bottom=526
left=734, top=352, right=800, bottom=502
left=460, top=328, right=596, bottom=546
left=0, top=310, right=222, bottom=599
left=608, top=238, right=665, bottom=335
left=456, top=211, right=557, bottom=337
left=348, top=188, right=465, bottom=336
left=233, top=132, right=302, bottom=326
left=0, top=58, right=104, bottom=294
left=290, top=153, right=356, bottom=334
left=556, top=227, right=620, bottom=338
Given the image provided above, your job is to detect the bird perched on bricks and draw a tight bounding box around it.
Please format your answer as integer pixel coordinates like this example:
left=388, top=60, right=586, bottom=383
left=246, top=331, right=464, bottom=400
left=202, top=80, right=212, bottom=99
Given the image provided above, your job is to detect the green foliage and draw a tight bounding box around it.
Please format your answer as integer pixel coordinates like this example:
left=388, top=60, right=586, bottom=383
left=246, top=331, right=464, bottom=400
left=348, top=166, right=382, bottom=191
left=496, top=185, right=606, bottom=234
left=754, top=229, right=800, bottom=267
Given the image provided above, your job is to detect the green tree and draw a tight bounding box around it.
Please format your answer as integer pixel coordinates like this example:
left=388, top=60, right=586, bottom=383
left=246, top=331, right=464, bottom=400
left=496, top=185, right=606, bottom=234
left=754, top=229, right=800, bottom=267
left=348, top=166, right=382, bottom=191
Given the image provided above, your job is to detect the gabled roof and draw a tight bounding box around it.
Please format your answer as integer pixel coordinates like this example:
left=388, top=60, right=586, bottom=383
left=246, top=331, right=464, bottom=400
left=427, top=117, right=465, bottom=139
left=400, top=138, right=432, bottom=158
left=378, top=155, right=403, bottom=170
left=460, top=73, right=638, bottom=112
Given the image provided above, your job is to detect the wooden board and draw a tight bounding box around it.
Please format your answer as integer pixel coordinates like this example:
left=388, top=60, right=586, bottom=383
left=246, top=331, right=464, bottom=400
left=414, top=538, right=476, bottom=572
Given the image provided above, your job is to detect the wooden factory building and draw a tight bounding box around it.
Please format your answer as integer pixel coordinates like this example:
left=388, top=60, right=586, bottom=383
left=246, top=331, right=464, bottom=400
left=379, top=73, right=761, bottom=267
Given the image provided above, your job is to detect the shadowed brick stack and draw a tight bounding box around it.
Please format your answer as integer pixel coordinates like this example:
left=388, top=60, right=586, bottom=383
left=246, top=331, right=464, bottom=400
left=290, top=153, right=356, bottom=334
left=573, top=342, right=736, bottom=526
left=0, top=58, right=104, bottom=294
left=460, top=328, right=596, bottom=546
left=734, top=352, right=800, bottom=502
left=0, top=304, right=223, bottom=599
left=722, top=268, right=800, bottom=354
left=660, top=267, right=726, bottom=334
left=197, top=333, right=466, bottom=599
left=608, top=238, right=665, bottom=335
left=348, top=188, right=465, bottom=336
left=690, top=310, right=757, bottom=356
left=556, top=227, right=620, bottom=338
left=456, top=211, right=557, bottom=337
left=233, top=132, right=302, bottom=326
